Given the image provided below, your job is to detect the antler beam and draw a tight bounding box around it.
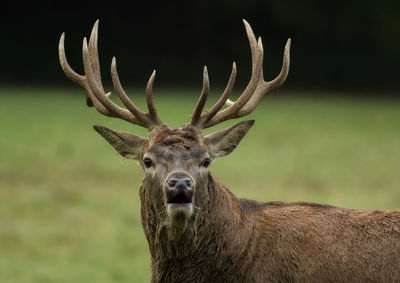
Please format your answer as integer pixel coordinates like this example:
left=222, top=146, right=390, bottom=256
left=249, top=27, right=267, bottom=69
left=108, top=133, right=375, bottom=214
left=190, top=19, right=291, bottom=129
left=59, top=19, right=290, bottom=131
left=58, top=20, right=163, bottom=129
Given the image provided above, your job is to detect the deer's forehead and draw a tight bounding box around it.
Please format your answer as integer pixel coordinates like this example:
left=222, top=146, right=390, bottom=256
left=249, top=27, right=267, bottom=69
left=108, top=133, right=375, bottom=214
left=146, top=143, right=207, bottom=162
left=151, top=125, right=202, bottom=143
left=148, top=125, right=205, bottom=148
left=146, top=126, right=209, bottom=162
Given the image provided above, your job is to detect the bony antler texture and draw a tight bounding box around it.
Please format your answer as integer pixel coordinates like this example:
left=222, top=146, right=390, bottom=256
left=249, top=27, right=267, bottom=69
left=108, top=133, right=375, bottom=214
left=191, top=19, right=291, bottom=128
left=59, top=19, right=290, bottom=130
left=59, top=20, right=163, bottom=130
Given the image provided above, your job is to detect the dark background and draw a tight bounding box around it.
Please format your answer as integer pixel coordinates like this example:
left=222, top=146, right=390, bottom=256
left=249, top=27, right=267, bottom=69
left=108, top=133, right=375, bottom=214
left=0, top=0, right=399, bottom=93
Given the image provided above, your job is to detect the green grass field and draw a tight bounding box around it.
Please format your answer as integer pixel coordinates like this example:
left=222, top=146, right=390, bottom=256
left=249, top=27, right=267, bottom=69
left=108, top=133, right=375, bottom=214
left=1, top=87, right=399, bottom=282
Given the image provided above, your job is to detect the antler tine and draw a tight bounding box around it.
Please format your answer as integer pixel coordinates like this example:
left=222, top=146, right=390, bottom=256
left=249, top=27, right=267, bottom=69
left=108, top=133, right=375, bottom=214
left=110, top=57, right=150, bottom=126
left=58, top=33, right=85, bottom=85
left=86, top=21, right=163, bottom=127
left=88, top=20, right=106, bottom=94
left=191, top=66, right=210, bottom=126
left=82, top=37, right=141, bottom=124
left=145, top=70, right=163, bottom=126
left=59, top=32, right=114, bottom=111
left=193, top=62, right=236, bottom=128
left=225, top=37, right=291, bottom=117
left=59, top=20, right=164, bottom=129
left=59, top=32, right=94, bottom=107
left=202, top=19, right=263, bottom=128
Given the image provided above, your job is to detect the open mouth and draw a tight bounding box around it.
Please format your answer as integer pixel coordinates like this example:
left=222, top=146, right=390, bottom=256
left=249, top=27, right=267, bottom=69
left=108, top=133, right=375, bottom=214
left=166, top=190, right=194, bottom=218
left=168, top=191, right=192, bottom=204
left=167, top=191, right=193, bottom=208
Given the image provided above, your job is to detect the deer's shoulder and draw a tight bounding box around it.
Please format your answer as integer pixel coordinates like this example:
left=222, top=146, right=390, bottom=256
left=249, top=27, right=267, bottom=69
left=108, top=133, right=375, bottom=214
left=237, top=197, right=339, bottom=213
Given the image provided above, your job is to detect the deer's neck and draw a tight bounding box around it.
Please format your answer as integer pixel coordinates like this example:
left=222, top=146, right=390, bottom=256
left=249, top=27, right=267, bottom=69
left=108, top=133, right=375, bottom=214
left=140, top=174, right=255, bottom=280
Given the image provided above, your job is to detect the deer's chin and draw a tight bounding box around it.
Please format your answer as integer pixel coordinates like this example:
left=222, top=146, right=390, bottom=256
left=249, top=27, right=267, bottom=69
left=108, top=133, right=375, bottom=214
left=165, top=203, right=194, bottom=238
left=167, top=203, right=194, bottom=218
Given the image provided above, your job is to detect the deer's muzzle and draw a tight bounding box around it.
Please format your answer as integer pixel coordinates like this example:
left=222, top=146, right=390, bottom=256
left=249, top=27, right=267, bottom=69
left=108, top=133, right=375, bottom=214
left=165, top=172, right=194, bottom=208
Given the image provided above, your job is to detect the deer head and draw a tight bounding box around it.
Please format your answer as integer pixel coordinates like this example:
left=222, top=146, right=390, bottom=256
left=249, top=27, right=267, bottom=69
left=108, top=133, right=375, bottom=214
left=59, top=20, right=290, bottom=240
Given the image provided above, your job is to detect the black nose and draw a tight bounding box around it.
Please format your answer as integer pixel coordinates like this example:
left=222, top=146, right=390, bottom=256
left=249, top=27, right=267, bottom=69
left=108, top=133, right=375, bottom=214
left=166, top=176, right=193, bottom=204
left=168, top=178, right=192, bottom=191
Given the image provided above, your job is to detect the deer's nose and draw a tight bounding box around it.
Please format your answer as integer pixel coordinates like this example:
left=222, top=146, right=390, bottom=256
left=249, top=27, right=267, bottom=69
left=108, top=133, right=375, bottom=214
left=168, top=178, right=192, bottom=191
left=165, top=174, right=194, bottom=204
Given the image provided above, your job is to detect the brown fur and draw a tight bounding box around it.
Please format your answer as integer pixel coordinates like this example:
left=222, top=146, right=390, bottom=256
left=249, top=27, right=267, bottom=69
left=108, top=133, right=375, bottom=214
left=96, top=124, right=400, bottom=282
left=61, top=19, right=399, bottom=282
left=141, top=174, right=400, bottom=282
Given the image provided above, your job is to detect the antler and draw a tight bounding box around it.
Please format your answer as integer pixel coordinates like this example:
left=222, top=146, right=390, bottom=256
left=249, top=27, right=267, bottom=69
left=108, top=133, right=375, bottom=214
left=190, top=19, right=291, bottom=129
left=58, top=20, right=163, bottom=129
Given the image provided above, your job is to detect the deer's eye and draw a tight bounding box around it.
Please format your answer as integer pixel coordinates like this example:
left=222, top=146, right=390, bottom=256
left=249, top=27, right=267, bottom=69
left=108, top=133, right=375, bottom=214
left=143, top=158, right=153, bottom=168
left=201, top=158, right=211, bottom=168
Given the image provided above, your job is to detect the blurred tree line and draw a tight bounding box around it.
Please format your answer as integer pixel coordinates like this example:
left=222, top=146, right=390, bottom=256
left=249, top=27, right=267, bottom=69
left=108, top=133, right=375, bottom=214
left=0, top=0, right=399, bottom=92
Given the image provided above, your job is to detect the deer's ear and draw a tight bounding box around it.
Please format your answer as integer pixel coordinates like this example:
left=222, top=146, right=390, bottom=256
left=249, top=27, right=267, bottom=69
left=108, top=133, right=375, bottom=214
left=204, top=120, right=254, bottom=159
left=93, top=125, right=147, bottom=160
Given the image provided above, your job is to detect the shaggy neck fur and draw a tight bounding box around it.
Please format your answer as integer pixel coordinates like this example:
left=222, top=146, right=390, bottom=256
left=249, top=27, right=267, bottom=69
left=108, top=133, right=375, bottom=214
left=140, top=172, right=400, bottom=282
left=140, top=173, right=256, bottom=282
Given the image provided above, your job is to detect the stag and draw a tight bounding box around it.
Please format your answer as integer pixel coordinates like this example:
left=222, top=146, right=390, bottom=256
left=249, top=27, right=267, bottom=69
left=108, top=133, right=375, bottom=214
left=59, top=20, right=400, bottom=282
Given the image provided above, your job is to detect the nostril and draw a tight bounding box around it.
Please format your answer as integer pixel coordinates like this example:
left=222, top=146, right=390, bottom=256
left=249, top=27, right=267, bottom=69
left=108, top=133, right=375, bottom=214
left=168, top=178, right=178, bottom=187
left=168, top=178, right=193, bottom=190
left=184, top=178, right=192, bottom=188
left=165, top=177, right=194, bottom=204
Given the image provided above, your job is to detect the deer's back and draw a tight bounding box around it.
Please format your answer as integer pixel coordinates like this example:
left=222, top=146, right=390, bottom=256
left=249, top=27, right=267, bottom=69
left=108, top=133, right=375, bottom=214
left=243, top=201, right=400, bottom=282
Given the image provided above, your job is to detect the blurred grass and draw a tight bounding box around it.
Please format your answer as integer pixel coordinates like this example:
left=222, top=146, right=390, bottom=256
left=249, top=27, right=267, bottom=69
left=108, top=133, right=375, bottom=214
left=0, top=87, right=399, bottom=282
